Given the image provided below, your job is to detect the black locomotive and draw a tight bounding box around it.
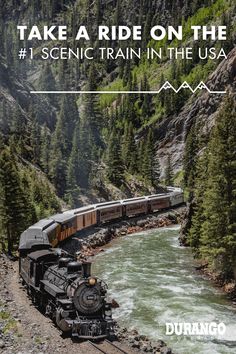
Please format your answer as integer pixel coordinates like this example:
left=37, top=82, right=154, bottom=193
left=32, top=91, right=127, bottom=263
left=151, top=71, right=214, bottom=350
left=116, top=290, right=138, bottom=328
left=19, top=245, right=115, bottom=339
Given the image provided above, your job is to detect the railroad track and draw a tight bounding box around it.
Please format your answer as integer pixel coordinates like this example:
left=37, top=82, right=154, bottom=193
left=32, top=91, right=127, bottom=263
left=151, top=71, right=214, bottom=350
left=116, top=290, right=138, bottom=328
left=88, top=339, right=132, bottom=354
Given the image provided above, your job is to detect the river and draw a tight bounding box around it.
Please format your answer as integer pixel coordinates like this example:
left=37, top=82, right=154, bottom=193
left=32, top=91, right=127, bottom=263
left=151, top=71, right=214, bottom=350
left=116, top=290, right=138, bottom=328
left=93, top=225, right=236, bottom=354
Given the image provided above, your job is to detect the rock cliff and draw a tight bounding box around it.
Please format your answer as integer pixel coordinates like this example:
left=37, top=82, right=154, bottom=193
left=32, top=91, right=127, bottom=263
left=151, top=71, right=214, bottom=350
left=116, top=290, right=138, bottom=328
left=153, top=48, right=236, bottom=176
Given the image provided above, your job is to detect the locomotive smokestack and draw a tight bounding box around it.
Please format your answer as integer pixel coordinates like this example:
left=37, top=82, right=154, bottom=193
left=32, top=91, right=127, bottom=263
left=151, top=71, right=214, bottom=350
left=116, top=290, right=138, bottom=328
left=82, top=261, right=91, bottom=278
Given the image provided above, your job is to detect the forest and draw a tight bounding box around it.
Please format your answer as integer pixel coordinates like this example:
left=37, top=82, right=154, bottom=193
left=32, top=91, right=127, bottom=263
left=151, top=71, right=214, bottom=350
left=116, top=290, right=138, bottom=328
left=0, top=0, right=235, bottom=282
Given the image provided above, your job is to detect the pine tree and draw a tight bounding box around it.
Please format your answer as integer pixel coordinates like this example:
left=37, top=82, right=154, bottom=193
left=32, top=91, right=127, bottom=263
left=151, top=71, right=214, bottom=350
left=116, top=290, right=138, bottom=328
left=164, top=154, right=174, bottom=186
left=66, top=121, right=80, bottom=206
left=40, top=124, right=51, bottom=174
left=142, top=129, right=160, bottom=186
left=121, top=122, right=137, bottom=173
left=0, top=147, right=35, bottom=253
left=29, top=113, right=41, bottom=165
left=77, top=115, right=92, bottom=189
left=183, top=123, right=198, bottom=193
left=152, top=153, right=161, bottom=188
left=115, top=0, right=122, bottom=25
left=38, top=63, right=57, bottom=105
left=138, top=139, right=146, bottom=176
left=188, top=149, right=209, bottom=254
left=10, top=106, right=27, bottom=157
left=38, top=63, right=56, bottom=92
left=107, top=130, right=124, bottom=187
left=159, top=73, right=165, bottom=107
left=141, top=74, right=152, bottom=119
left=49, top=109, right=68, bottom=196
left=200, top=94, right=236, bottom=278
left=49, top=148, right=67, bottom=197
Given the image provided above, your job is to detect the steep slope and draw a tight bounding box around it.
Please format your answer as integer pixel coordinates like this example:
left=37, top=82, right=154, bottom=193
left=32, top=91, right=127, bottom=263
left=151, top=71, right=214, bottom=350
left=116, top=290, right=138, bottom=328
left=152, top=48, right=236, bottom=176
left=0, top=56, right=56, bottom=132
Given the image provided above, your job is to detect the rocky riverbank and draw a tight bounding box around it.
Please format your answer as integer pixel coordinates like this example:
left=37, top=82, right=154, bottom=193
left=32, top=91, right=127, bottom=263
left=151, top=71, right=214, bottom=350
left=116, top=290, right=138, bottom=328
left=194, top=261, right=236, bottom=305
left=180, top=206, right=236, bottom=304
left=115, top=326, right=173, bottom=354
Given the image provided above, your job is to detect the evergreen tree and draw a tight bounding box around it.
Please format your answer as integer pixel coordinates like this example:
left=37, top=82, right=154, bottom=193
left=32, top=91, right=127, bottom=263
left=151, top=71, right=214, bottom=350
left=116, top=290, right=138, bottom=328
left=164, top=154, right=174, bottom=186
left=38, top=63, right=56, bottom=92
left=142, top=129, right=160, bottom=186
left=121, top=122, right=137, bottom=173
left=49, top=147, right=67, bottom=197
left=188, top=150, right=209, bottom=254
left=10, top=106, right=27, bottom=157
left=107, top=130, right=124, bottom=187
left=77, top=115, right=92, bottom=189
left=199, top=94, right=236, bottom=278
left=38, top=63, right=57, bottom=105
left=29, top=113, right=41, bottom=165
left=141, top=74, right=152, bottom=119
left=115, top=0, right=122, bottom=25
left=0, top=147, right=35, bottom=253
left=49, top=109, right=68, bottom=196
left=183, top=123, right=198, bottom=193
left=138, top=139, right=146, bottom=176
left=40, top=124, right=51, bottom=174
left=66, top=121, right=80, bottom=206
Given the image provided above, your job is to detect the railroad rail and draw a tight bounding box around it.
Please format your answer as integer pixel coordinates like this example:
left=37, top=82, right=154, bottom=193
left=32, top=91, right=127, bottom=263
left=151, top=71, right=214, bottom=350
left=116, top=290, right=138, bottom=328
left=88, top=339, right=132, bottom=354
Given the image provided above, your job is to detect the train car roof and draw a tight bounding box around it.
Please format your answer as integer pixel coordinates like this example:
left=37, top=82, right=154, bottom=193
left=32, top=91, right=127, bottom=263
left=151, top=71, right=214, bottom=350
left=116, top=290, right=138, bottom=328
left=96, top=204, right=122, bottom=211
left=51, top=213, right=76, bottom=224
left=63, top=205, right=95, bottom=215
left=121, top=196, right=147, bottom=203
left=122, top=198, right=147, bottom=205
left=72, top=205, right=96, bottom=214
left=28, top=218, right=55, bottom=231
left=94, top=201, right=121, bottom=208
left=19, top=229, right=50, bottom=250
left=28, top=249, right=57, bottom=262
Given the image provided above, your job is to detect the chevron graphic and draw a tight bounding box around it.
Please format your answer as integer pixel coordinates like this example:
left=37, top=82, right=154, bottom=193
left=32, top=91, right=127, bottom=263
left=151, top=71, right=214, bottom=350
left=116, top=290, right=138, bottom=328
left=30, top=81, right=226, bottom=94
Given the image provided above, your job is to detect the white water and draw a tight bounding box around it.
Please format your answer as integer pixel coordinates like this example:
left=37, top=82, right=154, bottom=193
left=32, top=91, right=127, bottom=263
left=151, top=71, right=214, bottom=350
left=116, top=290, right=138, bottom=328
left=93, top=226, right=236, bottom=354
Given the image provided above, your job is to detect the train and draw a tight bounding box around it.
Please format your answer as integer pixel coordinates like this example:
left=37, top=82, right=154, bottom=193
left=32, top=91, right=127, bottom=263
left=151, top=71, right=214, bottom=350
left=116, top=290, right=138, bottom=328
left=19, top=187, right=184, bottom=254
left=19, top=247, right=115, bottom=339
left=18, top=187, right=184, bottom=339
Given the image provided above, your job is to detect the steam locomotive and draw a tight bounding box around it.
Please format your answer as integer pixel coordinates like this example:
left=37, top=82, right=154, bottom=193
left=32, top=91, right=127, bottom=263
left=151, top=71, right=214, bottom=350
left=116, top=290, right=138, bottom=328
left=18, top=188, right=184, bottom=339
left=19, top=247, right=115, bottom=339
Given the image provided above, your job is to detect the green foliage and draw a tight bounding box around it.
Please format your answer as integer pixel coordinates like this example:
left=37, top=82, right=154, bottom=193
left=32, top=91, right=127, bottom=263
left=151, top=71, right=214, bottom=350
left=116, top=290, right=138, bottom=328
left=164, top=154, right=174, bottom=186
left=0, top=146, right=36, bottom=253
left=183, top=123, right=198, bottom=192
left=187, top=94, right=236, bottom=279
left=139, top=129, right=160, bottom=187
left=200, top=94, right=236, bottom=277
left=106, top=130, right=124, bottom=187
left=38, top=63, right=57, bottom=105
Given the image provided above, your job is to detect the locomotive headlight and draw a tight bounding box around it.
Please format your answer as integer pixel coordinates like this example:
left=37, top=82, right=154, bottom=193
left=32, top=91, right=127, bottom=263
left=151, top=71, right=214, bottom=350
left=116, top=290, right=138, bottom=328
left=88, top=277, right=96, bottom=286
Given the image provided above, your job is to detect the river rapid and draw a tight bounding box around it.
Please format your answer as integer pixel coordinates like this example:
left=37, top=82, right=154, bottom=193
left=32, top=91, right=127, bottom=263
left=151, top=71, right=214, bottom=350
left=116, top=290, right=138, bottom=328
left=93, top=225, right=236, bottom=354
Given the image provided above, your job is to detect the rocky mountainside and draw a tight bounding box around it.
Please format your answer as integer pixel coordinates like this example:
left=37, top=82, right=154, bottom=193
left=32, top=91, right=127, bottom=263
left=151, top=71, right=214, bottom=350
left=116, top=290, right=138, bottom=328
left=0, top=56, right=56, bottom=133
left=152, top=47, right=236, bottom=175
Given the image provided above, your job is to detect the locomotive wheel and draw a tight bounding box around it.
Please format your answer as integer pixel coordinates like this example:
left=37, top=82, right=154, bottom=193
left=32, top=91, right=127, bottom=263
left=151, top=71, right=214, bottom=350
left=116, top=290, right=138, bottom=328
left=56, top=308, right=71, bottom=332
